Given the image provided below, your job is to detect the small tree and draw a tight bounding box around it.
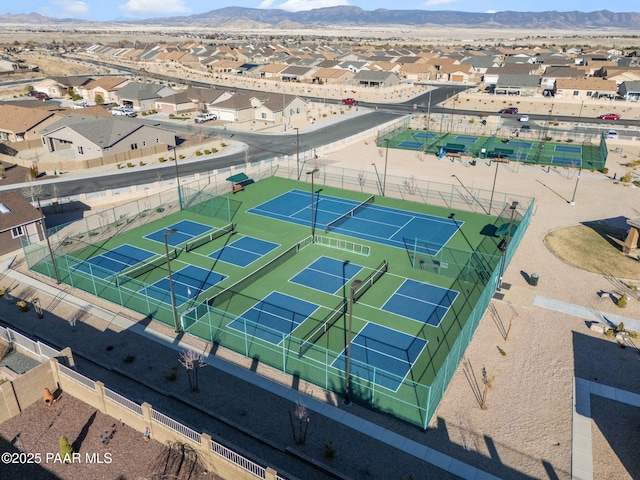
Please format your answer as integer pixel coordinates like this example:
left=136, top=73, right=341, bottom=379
left=95, top=94, right=104, bottom=105
left=289, top=399, right=310, bottom=445
left=617, top=294, right=628, bottom=309
left=59, top=436, right=73, bottom=462
left=179, top=349, right=205, bottom=392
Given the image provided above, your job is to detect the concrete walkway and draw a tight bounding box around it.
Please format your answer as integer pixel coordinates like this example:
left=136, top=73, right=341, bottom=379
left=0, top=255, right=500, bottom=480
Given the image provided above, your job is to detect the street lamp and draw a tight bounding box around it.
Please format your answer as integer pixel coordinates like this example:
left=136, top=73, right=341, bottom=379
left=371, top=163, right=383, bottom=195
left=37, top=198, right=60, bottom=284
left=306, top=168, right=320, bottom=239
left=451, top=174, right=488, bottom=215
left=344, top=278, right=363, bottom=406
left=295, top=127, right=300, bottom=180
left=172, top=145, right=182, bottom=210
left=570, top=169, right=581, bottom=205
left=382, top=138, right=389, bottom=196
left=488, top=159, right=500, bottom=216
left=498, top=202, right=519, bottom=291
left=164, top=228, right=180, bottom=333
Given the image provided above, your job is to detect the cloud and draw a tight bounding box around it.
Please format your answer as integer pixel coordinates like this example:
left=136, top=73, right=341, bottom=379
left=423, top=0, right=456, bottom=6
left=52, top=0, right=90, bottom=17
left=259, top=0, right=350, bottom=12
left=118, top=0, right=191, bottom=17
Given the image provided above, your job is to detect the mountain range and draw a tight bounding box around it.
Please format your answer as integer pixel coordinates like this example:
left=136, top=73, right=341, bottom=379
left=0, top=7, right=639, bottom=30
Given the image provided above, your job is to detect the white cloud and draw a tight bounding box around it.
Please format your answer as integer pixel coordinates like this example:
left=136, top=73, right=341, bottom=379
left=52, top=0, right=90, bottom=17
left=423, top=0, right=456, bottom=6
left=260, top=0, right=350, bottom=12
left=118, top=0, right=191, bottom=17
left=485, top=9, right=498, bottom=13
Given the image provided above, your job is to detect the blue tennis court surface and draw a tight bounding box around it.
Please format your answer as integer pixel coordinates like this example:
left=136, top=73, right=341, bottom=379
left=228, top=291, right=319, bottom=345
left=145, top=220, right=213, bottom=246
left=209, top=236, right=279, bottom=267
left=455, top=136, right=479, bottom=143
left=332, top=323, right=427, bottom=391
left=551, top=156, right=582, bottom=167
left=397, top=140, right=424, bottom=150
left=382, top=279, right=458, bottom=327
left=413, top=132, right=437, bottom=140
left=507, top=141, right=533, bottom=149
left=73, top=244, right=155, bottom=278
left=142, top=265, right=226, bottom=305
left=290, top=256, right=362, bottom=294
left=248, top=190, right=460, bottom=253
left=555, top=145, right=582, bottom=154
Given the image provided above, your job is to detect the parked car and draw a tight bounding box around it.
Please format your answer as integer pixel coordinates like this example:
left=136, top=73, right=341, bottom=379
left=111, top=108, right=136, bottom=117
left=599, top=113, right=620, bottom=120
left=72, top=101, right=89, bottom=109
left=341, top=98, right=357, bottom=106
left=606, top=129, right=618, bottom=139
left=521, top=124, right=531, bottom=131
left=32, top=91, right=50, bottom=100
left=499, top=107, right=518, bottom=114
left=194, top=113, right=217, bottom=123
left=519, top=115, right=529, bottom=122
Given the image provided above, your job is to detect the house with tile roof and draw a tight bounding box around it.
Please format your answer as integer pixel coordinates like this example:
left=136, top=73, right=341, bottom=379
left=0, top=105, right=61, bottom=143
left=0, top=190, right=44, bottom=256
left=77, top=76, right=130, bottom=104
left=554, top=77, right=618, bottom=99
left=154, top=87, right=231, bottom=115
left=353, top=70, right=400, bottom=87
left=618, top=80, right=640, bottom=101
left=115, top=82, right=177, bottom=110
left=206, top=92, right=307, bottom=125
left=311, top=67, right=355, bottom=85
left=33, top=76, right=93, bottom=99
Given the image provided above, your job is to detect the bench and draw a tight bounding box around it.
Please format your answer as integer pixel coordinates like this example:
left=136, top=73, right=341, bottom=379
left=232, top=184, right=244, bottom=194
left=446, top=152, right=462, bottom=159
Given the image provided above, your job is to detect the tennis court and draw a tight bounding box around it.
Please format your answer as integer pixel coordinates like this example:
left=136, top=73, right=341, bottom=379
left=507, top=140, right=533, bottom=149
left=141, top=265, right=226, bottom=306
left=249, top=189, right=460, bottom=253
left=455, top=135, right=479, bottom=143
left=382, top=279, right=458, bottom=327
left=332, top=323, right=427, bottom=391
left=209, top=236, right=279, bottom=267
left=290, top=256, right=362, bottom=294
left=397, top=140, right=425, bottom=150
left=72, top=244, right=155, bottom=278
left=227, top=291, right=319, bottom=345
left=413, top=131, right=437, bottom=140
left=551, top=156, right=582, bottom=167
left=555, top=145, right=582, bottom=154
left=145, top=219, right=214, bottom=246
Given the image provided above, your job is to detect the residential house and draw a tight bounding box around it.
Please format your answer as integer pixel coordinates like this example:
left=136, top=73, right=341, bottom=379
left=0, top=190, right=44, bottom=256
left=33, top=76, right=93, bottom=99
left=115, top=82, right=177, bottom=111
left=310, top=67, right=354, bottom=85
left=540, top=66, right=584, bottom=91
left=353, top=71, right=401, bottom=87
left=554, top=77, right=618, bottom=99
left=206, top=92, right=308, bottom=125
left=494, top=74, right=541, bottom=96
left=154, top=87, right=230, bottom=115
left=279, top=66, right=316, bottom=82
left=0, top=105, right=60, bottom=143
left=77, top=76, right=130, bottom=104
left=435, top=64, right=474, bottom=83
left=617, top=80, right=640, bottom=101
left=39, top=115, right=176, bottom=161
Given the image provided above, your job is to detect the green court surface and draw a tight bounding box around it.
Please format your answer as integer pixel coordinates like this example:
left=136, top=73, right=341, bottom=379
left=379, top=126, right=607, bottom=171
left=25, top=174, right=532, bottom=428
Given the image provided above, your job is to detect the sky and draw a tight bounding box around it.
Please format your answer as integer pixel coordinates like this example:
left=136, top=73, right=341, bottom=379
left=3, top=0, right=638, bottom=22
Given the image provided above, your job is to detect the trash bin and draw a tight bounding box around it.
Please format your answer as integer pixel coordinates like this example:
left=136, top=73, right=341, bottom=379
left=530, top=273, right=539, bottom=286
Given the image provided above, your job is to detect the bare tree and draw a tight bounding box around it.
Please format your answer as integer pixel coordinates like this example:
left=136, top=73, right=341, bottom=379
left=289, top=398, right=310, bottom=445
left=179, top=349, right=205, bottom=392
left=21, top=174, right=43, bottom=203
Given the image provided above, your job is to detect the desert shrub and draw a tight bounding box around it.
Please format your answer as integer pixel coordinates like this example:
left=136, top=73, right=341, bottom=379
left=179, top=154, right=184, bottom=160
left=615, top=321, right=626, bottom=333
left=621, top=171, right=633, bottom=183
left=602, top=167, right=609, bottom=174
left=195, top=151, right=202, bottom=156
left=159, top=157, right=166, bottom=163
left=211, top=148, right=218, bottom=153
left=116, top=163, right=121, bottom=169
left=127, top=162, right=133, bottom=168
left=165, top=365, right=178, bottom=381
left=323, top=441, right=335, bottom=459
left=204, top=149, right=211, bottom=155
left=139, top=161, right=145, bottom=166
left=617, top=295, right=627, bottom=308
left=220, top=142, right=227, bottom=148
left=59, top=436, right=73, bottom=462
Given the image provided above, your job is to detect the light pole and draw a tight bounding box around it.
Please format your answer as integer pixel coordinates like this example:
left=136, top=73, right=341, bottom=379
left=295, top=127, right=300, bottom=180
left=382, top=138, right=389, bottom=196
left=498, top=202, right=519, bottom=291
left=371, top=163, right=383, bottom=195
left=37, top=198, right=60, bottom=284
left=570, top=169, right=581, bottom=205
left=488, top=159, right=500, bottom=216
left=451, top=174, right=489, bottom=215
left=344, top=278, right=362, bottom=406
left=307, top=168, right=320, bottom=239
left=172, top=145, right=182, bottom=210
left=164, top=228, right=180, bottom=333
left=426, top=88, right=432, bottom=132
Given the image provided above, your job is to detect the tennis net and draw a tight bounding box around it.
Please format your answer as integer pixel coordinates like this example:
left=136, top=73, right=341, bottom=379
left=299, top=299, right=348, bottom=357
left=121, top=248, right=179, bottom=280
left=208, top=235, right=312, bottom=308
left=324, top=195, right=375, bottom=233
left=185, top=223, right=235, bottom=252
left=353, top=260, right=388, bottom=303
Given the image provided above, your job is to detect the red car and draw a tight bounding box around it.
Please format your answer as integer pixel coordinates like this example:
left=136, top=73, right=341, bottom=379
left=599, top=113, right=620, bottom=120
left=341, top=98, right=357, bottom=106
left=499, top=107, right=518, bottom=114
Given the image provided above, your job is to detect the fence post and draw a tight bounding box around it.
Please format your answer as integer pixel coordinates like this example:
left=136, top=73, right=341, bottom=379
left=58, top=346, right=75, bottom=369
left=199, top=433, right=214, bottom=470
left=265, top=467, right=277, bottom=480
left=94, top=381, right=108, bottom=414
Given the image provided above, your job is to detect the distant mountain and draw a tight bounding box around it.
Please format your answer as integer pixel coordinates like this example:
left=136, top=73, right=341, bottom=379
left=1, top=7, right=640, bottom=30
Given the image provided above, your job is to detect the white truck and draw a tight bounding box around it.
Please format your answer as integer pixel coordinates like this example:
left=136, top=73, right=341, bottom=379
left=194, top=113, right=217, bottom=123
